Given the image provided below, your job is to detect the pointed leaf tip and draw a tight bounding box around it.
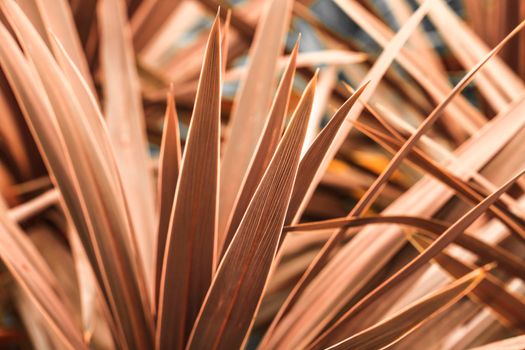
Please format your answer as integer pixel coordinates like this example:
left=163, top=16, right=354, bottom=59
left=156, top=14, right=222, bottom=349
left=187, top=70, right=315, bottom=350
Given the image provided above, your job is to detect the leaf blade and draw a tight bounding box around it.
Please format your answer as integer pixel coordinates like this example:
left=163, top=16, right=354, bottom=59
left=156, top=16, right=222, bottom=350
left=187, top=74, right=317, bottom=350
left=325, top=269, right=485, bottom=350
left=218, top=0, right=293, bottom=247
left=221, top=38, right=299, bottom=254
left=312, top=168, right=525, bottom=349
left=154, top=88, right=182, bottom=306
left=99, top=0, right=157, bottom=295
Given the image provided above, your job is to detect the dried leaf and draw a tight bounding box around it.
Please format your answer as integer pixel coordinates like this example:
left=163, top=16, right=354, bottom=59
left=99, top=0, right=157, bottom=294
left=221, top=39, right=299, bottom=255
left=186, top=73, right=316, bottom=350
left=312, top=168, right=525, bottom=349
left=156, top=16, right=221, bottom=350
left=0, top=2, right=154, bottom=348
left=0, top=200, right=85, bottom=349
left=325, top=269, right=485, bottom=350
left=409, top=232, right=525, bottom=330
left=471, top=335, right=525, bottom=350
left=154, top=88, right=181, bottom=305
left=219, top=0, right=293, bottom=246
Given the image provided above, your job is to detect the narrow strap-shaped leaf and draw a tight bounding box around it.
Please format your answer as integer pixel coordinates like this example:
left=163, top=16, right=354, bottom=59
left=258, top=82, right=368, bottom=348
left=220, top=39, right=299, bottom=255
left=409, top=232, right=525, bottom=329
left=218, top=0, right=293, bottom=247
left=154, top=88, right=182, bottom=307
left=0, top=11, right=107, bottom=335
left=288, top=216, right=525, bottom=281
left=18, top=0, right=94, bottom=92
left=0, top=202, right=86, bottom=350
left=1, top=2, right=154, bottom=348
left=352, top=120, right=525, bottom=241
left=264, top=16, right=525, bottom=349
left=186, top=74, right=316, bottom=350
left=470, top=335, right=525, bottom=350
left=131, top=0, right=183, bottom=51
left=37, top=28, right=153, bottom=340
left=311, top=168, right=525, bottom=349
left=156, top=16, right=221, bottom=350
left=370, top=102, right=524, bottom=216
left=345, top=17, right=525, bottom=220
left=48, top=34, right=123, bottom=193
left=325, top=269, right=485, bottom=350
left=99, top=0, right=157, bottom=294
left=290, top=0, right=432, bottom=225
left=285, top=81, right=369, bottom=225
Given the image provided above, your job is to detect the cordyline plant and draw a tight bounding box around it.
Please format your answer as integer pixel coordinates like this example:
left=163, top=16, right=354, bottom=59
left=1, top=0, right=525, bottom=349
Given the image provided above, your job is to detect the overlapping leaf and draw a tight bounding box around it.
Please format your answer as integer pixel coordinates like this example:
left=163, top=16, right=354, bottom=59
left=221, top=39, right=299, bottom=254
left=325, top=269, right=485, bottom=350
left=156, top=16, right=221, bottom=350
left=187, top=74, right=316, bottom=350
left=154, top=88, right=181, bottom=304
left=99, top=0, right=157, bottom=296
left=0, top=2, right=153, bottom=348
left=218, top=0, right=293, bottom=247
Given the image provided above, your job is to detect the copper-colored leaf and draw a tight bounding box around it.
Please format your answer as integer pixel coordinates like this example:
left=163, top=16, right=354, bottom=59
left=471, top=335, right=525, bottom=350
left=0, top=2, right=154, bottom=348
left=333, top=0, right=484, bottom=137
left=345, top=18, right=525, bottom=221
left=186, top=74, right=316, bottom=350
left=285, top=81, right=369, bottom=225
left=409, top=232, right=525, bottom=330
left=288, top=216, right=525, bottom=281
left=325, top=269, right=485, bottom=350
left=221, top=39, right=299, bottom=255
left=154, top=88, right=182, bottom=306
left=351, top=119, right=525, bottom=241
left=155, top=16, right=221, bottom=350
left=312, top=168, right=525, bottom=349
left=261, top=5, right=434, bottom=346
left=218, top=0, right=293, bottom=246
left=99, top=0, right=157, bottom=294
left=0, top=199, right=85, bottom=349
left=18, top=0, right=94, bottom=92
left=294, top=0, right=432, bottom=225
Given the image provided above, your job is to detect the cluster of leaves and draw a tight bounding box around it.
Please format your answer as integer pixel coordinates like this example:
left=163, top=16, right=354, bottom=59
left=0, top=0, right=524, bottom=349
